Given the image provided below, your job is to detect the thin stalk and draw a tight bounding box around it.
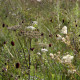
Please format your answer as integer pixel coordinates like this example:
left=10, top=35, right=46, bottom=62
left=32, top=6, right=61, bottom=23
left=28, top=38, right=32, bottom=80
left=5, top=45, right=14, bottom=58
left=72, top=75, right=77, bottom=80
left=69, top=64, right=80, bottom=77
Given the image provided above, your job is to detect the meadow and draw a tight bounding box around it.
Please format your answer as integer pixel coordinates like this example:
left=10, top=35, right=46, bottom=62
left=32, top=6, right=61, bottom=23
left=0, top=0, right=80, bottom=80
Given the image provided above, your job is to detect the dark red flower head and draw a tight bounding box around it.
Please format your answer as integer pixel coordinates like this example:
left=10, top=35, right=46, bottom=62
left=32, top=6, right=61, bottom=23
left=50, top=19, right=52, bottom=23
left=11, top=41, right=15, bottom=46
left=30, top=48, right=34, bottom=51
left=62, top=19, right=64, bottom=23
left=49, top=34, right=52, bottom=37
left=41, top=33, right=44, bottom=36
left=37, top=29, right=39, bottom=31
left=5, top=63, right=7, bottom=65
left=49, top=44, right=52, bottom=47
left=76, top=24, right=77, bottom=27
left=15, top=63, right=20, bottom=68
left=3, top=41, right=6, bottom=44
left=2, top=23, right=5, bottom=27
left=22, top=20, right=24, bottom=23
left=56, top=34, right=58, bottom=37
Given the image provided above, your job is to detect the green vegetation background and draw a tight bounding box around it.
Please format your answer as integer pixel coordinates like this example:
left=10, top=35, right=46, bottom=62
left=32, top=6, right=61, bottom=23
left=0, top=0, right=80, bottom=80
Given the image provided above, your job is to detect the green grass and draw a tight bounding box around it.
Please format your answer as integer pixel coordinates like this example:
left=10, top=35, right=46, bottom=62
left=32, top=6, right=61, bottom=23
left=0, top=0, right=80, bottom=80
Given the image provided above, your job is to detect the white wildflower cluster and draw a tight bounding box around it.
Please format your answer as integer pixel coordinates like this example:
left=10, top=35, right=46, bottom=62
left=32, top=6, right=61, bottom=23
left=37, top=0, right=42, bottom=2
left=37, top=52, right=41, bottom=55
left=62, top=37, right=66, bottom=42
left=32, top=21, right=38, bottom=25
left=49, top=53, right=60, bottom=60
left=41, top=48, right=48, bottom=53
left=56, top=26, right=70, bottom=45
left=57, top=51, right=61, bottom=55
left=26, top=21, right=38, bottom=30
left=56, top=34, right=68, bottom=44
left=61, top=54, right=74, bottom=64
left=56, top=34, right=62, bottom=40
left=61, top=35, right=70, bottom=45
left=61, top=26, right=67, bottom=34
left=56, top=26, right=67, bottom=39
left=26, top=26, right=36, bottom=30
left=68, top=69, right=76, bottom=74
left=12, top=13, right=16, bottom=16
left=49, top=53, right=54, bottom=59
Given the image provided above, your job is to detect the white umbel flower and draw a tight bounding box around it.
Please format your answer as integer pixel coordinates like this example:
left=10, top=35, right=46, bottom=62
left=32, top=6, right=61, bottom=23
left=37, top=0, right=42, bottom=2
left=49, top=53, right=54, bottom=59
left=61, top=26, right=67, bottom=34
left=56, top=34, right=62, bottom=40
left=37, top=52, right=41, bottom=55
left=62, top=54, right=74, bottom=63
left=26, top=26, right=36, bottom=30
left=62, top=37, right=66, bottom=42
left=32, top=21, right=38, bottom=25
left=68, top=69, right=76, bottom=74
left=12, top=13, right=16, bottom=16
left=41, top=48, right=48, bottom=52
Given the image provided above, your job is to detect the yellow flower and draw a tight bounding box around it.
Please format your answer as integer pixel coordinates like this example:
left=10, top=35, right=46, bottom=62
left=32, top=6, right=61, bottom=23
left=6, top=65, right=8, bottom=69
